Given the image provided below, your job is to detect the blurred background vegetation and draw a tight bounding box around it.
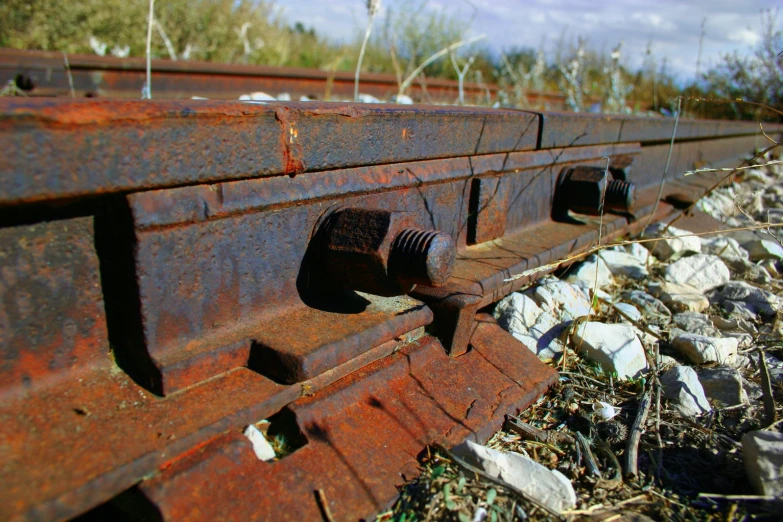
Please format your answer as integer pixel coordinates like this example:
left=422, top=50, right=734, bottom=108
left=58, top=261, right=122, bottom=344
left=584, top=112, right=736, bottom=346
left=0, top=0, right=780, bottom=120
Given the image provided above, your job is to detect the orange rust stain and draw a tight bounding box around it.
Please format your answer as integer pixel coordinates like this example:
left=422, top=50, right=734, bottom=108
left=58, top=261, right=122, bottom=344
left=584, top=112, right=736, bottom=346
left=274, top=108, right=305, bottom=176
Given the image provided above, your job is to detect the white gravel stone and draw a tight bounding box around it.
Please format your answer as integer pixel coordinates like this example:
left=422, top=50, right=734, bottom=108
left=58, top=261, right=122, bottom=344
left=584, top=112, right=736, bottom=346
left=742, top=431, right=783, bottom=497
left=644, top=223, right=702, bottom=261
left=698, top=191, right=738, bottom=220
left=244, top=425, right=277, bottom=461
left=721, top=331, right=754, bottom=349
left=494, top=293, right=565, bottom=362
left=631, top=325, right=660, bottom=349
left=671, top=332, right=739, bottom=365
left=391, top=93, right=414, bottom=104
left=571, top=322, right=648, bottom=379
left=743, top=378, right=764, bottom=400
left=743, top=239, right=783, bottom=261
left=614, top=302, right=642, bottom=323
left=452, top=440, right=577, bottom=514
left=710, top=315, right=757, bottom=334
left=698, top=367, right=748, bottom=406
left=664, top=254, right=731, bottom=293
left=701, top=236, right=750, bottom=265
left=710, top=281, right=780, bottom=321
left=661, top=366, right=712, bottom=416
left=672, top=312, right=721, bottom=337
left=525, top=278, right=591, bottom=322
left=597, top=250, right=649, bottom=279
left=238, top=91, right=275, bottom=101
left=655, top=354, right=679, bottom=370
left=622, top=290, right=672, bottom=325
left=625, top=242, right=652, bottom=265
left=743, top=168, right=771, bottom=185
left=565, top=255, right=614, bottom=290
left=648, top=281, right=709, bottom=313
left=356, top=93, right=381, bottom=103
left=594, top=288, right=613, bottom=302
left=495, top=293, right=542, bottom=331
left=743, top=263, right=774, bottom=284
left=763, top=354, right=783, bottom=382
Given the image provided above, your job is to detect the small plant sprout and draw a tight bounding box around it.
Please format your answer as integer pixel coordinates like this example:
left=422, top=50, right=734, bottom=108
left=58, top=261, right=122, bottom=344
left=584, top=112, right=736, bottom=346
left=234, top=22, right=254, bottom=63
left=397, top=34, right=486, bottom=99
left=0, top=80, right=27, bottom=97
left=355, top=0, right=382, bottom=102
left=450, top=51, right=475, bottom=105
left=558, top=36, right=586, bottom=112
left=604, top=42, right=632, bottom=113
left=89, top=36, right=108, bottom=56
left=153, top=20, right=178, bottom=61
left=270, top=434, right=290, bottom=458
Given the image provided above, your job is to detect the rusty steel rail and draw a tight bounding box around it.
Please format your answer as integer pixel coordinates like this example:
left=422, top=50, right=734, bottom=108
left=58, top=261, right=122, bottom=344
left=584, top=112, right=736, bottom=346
left=0, top=98, right=780, bottom=522
left=1, top=48, right=504, bottom=104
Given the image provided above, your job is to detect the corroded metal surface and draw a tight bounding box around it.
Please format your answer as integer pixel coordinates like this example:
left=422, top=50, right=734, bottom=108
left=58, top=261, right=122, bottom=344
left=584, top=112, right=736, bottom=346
left=0, top=97, right=778, bottom=522
left=532, top=110, right=767, bottom=148
left=137, top=329, right=556, bottom=521
left=0, top=99, right=538, bottom=205
left=0, top=218, right=108, bottom=395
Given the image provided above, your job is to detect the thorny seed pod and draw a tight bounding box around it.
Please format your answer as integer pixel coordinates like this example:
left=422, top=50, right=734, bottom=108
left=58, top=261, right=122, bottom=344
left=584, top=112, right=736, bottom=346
left=597, top=421, right=629, bottom=445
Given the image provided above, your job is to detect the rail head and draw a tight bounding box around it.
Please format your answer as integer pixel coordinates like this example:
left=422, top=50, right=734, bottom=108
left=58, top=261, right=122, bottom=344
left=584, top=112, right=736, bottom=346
left=0, top=98, right=778, bottom=206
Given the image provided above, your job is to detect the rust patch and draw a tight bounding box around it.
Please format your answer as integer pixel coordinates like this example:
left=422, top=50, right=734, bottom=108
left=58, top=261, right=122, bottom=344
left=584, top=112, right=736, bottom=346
left=275, top=107, right=305, bottom=176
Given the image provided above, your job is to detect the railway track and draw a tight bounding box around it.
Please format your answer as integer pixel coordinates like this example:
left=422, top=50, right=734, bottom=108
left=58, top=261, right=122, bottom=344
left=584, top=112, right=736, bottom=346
left=0, top=97, right=779, bottom=521
left=0, top=48, right=500, bottom=104
left=0, top=48, right=588, bottom=109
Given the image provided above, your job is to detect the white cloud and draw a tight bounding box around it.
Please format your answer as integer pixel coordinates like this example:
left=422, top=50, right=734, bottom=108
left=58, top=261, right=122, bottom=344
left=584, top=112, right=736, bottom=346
left=629, top=12, right=677, bottom=32
left=727, top=27, right=762, bottom=46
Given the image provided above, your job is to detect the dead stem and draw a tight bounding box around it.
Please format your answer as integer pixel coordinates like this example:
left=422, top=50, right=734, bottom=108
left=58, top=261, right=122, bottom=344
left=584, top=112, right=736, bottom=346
left=625, top=388, right=652, bottom=479
left=643, top=96, right=682, bottom=233
left=758, top=350, right=778, bottom=427
left=315, top=489, right=335, bottom=522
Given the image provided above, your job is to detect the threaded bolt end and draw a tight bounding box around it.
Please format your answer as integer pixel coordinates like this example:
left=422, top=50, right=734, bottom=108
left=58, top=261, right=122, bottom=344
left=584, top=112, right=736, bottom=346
left=604, top=180, right=635, bottom=212
left=389, top=228, right=456, bottom=286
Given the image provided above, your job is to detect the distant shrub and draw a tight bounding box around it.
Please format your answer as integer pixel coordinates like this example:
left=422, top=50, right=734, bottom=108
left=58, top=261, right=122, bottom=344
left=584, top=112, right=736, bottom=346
left=0, top=0, right=339, bottom=68
left=698, top=9, right=783, bottom=121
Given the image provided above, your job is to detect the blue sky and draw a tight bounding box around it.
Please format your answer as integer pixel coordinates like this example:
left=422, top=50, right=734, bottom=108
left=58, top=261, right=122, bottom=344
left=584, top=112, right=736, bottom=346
left=278, top=0, right=782, bottom=80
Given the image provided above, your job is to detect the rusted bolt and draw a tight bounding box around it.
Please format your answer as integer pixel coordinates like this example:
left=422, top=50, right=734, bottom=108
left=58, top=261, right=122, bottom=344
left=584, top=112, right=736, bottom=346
left=14, top=73, right=34, bottom=91
left=319, top=207, right=456, bottom=296
left=555, top=166, right=635, bottom=216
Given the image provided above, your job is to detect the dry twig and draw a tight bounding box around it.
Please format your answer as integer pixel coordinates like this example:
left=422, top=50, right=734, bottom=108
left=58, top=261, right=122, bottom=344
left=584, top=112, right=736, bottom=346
left=315, top=488, right=335, bottom=522
left=62, top=52, right=75, bottom=98
left=506, top=415, right=575, bottom=445
left=643, top=96, right=682, bottom=232
left=758, top=350, right=778, bottom=427
left=624, top=389, right=652, bottom=479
